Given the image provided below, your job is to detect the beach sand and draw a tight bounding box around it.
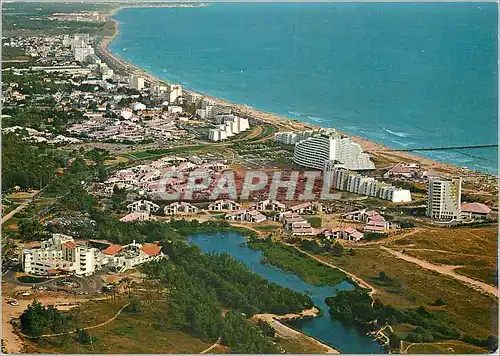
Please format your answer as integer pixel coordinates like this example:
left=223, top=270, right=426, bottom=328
left=99, top=11, right=498, bottom=188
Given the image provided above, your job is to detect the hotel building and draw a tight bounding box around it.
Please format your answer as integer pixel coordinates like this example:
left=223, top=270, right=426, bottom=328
left=21, top=234, right=98, bottom=276
left=327, top=167, right=412, bottom=203
left=292, top=128, right=375, bottom=171
left=129, top=74, right=145, bottom=91
left=426, top=177, right=462, bottom=221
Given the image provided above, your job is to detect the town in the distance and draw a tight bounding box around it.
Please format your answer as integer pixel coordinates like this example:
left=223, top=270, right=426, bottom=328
left=1, top=2, right=498, bottom=355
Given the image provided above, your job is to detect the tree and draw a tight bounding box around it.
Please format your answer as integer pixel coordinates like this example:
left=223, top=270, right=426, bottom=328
left=17, top=219, right=49, bottom=241
left=379, top=271, right=391, bottom=282
left=76, top=328, right=97, bottom=345
left=434, top=298, right=445, bottom=306
left=257, top=320, right=276, bottom=338
left=20, top=300, right=68, bottom=337
left=487, top=335, right=498, bottom=353
left=127, top=297, right=142, bottom=313
left=332, top=242, right=344, bottom=257
left=389, top=333, right=401, bottom=350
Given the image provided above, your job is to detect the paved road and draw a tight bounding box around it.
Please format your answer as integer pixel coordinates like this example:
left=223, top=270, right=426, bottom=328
left=3, top=270, right=103, bottom=294
left=1, top=192, right=39, bottom=225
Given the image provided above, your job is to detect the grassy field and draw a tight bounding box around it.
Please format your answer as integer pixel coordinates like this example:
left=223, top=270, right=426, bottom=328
left=387, top=227, right=497, bottom=286
left=306, top=217, right=322, bottom=228
left=277, top=337, right=332, bottom=354
left=316, top=247, right=498, bottom=340
left=254, top=224, right=280, bottom=231
left=31, top=298, right=214, bottom=354
left=403, top=340, right=489, bottom=354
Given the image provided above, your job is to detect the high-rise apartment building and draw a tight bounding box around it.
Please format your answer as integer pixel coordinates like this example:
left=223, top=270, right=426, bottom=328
left=426, top=177, right=462, bottom=220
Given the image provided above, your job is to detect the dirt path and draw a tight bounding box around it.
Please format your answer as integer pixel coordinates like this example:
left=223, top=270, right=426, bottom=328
left=18, top=302, right=130, bottom=339
left=229, top=223, right=266, bottom=236
left=380, top=246, right=498, bottom=297
left=288, top=244, right=378, bottom=296
left=403, top=248, right=491, bottom=258
left=200, top=336, right=222, bottom=354
left=2, top=293, right=93, bottom=353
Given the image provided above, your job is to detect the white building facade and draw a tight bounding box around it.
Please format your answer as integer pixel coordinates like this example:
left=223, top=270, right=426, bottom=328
left=426, top=177, right=462, bottom=220
left=129, top=74, right=145, bottom=91
left=293, top=128, right=375, bottom=171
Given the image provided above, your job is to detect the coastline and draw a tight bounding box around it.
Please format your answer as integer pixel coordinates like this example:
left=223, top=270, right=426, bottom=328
left=99, top=9, right=497, bottom=183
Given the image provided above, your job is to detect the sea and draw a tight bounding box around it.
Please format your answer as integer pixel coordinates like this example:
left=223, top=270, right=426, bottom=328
left=110, top=2, right=498, bottom=174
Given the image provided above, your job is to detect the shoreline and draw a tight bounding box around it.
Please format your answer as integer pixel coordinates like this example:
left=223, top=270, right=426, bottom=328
left=252, top=307, right=341, bottom=354
left=100, top=6, right=498, bottom=181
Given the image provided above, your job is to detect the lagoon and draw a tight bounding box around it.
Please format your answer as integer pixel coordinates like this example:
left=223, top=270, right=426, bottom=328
left=189, top=232, right=383, bottom=353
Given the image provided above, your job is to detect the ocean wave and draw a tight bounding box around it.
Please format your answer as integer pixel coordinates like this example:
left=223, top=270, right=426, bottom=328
left=385, top=129, right=409, bottom=138
left=287, top=111, right=302, bottom=117
left=307, top=116, right=326, bottom=123
left=344, top=125, right=359, bottom=131
left=391, top=140, right=415, bottom=147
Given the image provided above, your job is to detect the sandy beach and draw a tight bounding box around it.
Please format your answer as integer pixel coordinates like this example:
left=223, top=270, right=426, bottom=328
left=99, top=8, right=497, bottom=192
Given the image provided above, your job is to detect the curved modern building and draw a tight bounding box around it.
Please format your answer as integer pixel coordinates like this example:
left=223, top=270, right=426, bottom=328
left=293, top=128, right=375, bottom=171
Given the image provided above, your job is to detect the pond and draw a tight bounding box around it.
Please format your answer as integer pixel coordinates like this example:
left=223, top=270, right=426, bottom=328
left=189, top=231, right=383, bottom=353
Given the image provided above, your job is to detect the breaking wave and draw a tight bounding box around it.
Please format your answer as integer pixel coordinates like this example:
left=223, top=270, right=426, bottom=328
left=385, top=129, right=409, bottom=138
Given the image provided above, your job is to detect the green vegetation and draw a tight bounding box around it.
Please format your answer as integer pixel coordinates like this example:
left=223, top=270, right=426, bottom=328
left=2, top=105, right=84, bottom=133
left=2, top=2, right=114, bottom=36
left=326, top=289, right=497, bottom=352
left=389, top=227, right=498, bottom=286
left=253, top=224, right=278, bottom=231
left=2, top=45, right=31, bottom=60
left=2, top=134, right=67, bottom=192
left=245, top=124, right=278, bottom=141
left=3, top=71, right=75, bottom=97
left=141, top=240, right=312, bottom=353
left=20, top=300, right=71, bottom=337
left=404, top=340, right=491, bottom=354
left=306, top=216, right=322, bottom=228
left=84, top=148, right=113, bottom=164
left=32, top=298, right=214, bottom=354
left=221, top=311, right=278, bottom=353
left=17, top=275, right=52, bottom=284
left=148, top=242, right=311, bottom=317
left=363, top=232, right=389, bottom=241
left=320, top=246, right=498, bottom=341
left=248, top=238, right=346, bottom=286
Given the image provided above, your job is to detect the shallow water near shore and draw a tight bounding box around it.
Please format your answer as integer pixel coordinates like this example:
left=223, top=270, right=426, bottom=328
left=189, top=232, right=384, bottom=353
left=110, top=2, right=498, bottom=174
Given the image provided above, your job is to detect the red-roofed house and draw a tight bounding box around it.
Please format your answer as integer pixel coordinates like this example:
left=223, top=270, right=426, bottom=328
left=141, top=244, right=162, bottom=256
left=102, top=245, right=122, bottom=256
left=461, top=203, right=492, bottom=220
left=63, top=241, right=76, bottom=249
left=323, top=227, right=364, bottom=242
